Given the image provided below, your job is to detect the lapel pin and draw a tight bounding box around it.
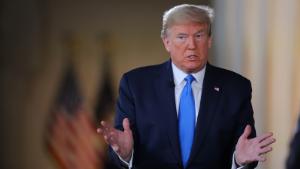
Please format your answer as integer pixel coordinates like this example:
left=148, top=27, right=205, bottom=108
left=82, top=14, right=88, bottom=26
left=214, top=86, right=220, bottom=92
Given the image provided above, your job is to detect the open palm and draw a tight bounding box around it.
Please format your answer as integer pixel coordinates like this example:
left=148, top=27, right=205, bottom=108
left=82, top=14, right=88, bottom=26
left=97, top=118, right=133, bottom=161
left=235, top=125, right=276, bottom=166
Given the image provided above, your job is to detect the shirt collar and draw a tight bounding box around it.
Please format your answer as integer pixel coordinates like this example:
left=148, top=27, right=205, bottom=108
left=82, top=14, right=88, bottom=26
left=171, top=62, right=206, bottom=88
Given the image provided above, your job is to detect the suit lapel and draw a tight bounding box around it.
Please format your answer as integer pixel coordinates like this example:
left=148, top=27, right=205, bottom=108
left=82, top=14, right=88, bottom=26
left=188, top=64, right=222, bottom=166
left=156, top=60, right=182, bottom=164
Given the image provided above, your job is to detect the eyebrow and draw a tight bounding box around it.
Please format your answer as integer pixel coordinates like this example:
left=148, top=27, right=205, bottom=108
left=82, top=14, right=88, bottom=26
left=176, top=30, right=206, bottom=36
left=176, top=33, right=188, bottom=36
left=195, top=30, right=206, bottom=34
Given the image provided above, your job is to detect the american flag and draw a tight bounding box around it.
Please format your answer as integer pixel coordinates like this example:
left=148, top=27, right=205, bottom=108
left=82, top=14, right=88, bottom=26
left=45, top=65, right=105, bottom=169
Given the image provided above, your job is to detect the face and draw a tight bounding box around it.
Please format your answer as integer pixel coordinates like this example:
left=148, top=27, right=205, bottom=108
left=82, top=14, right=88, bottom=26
left=162, top=22, right=212, bottom=73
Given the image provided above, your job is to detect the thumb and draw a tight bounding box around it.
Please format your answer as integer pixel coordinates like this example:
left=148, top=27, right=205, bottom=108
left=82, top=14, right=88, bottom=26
left=241, top=125, right=252, bottom=139
left=123, top=118, right=131, bottom=132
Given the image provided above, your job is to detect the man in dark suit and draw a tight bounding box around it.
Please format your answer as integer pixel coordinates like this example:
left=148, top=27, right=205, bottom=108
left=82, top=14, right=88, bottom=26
left=98, top=4, right=275, bottom=169
left=286, top=115, right=300, bottom=169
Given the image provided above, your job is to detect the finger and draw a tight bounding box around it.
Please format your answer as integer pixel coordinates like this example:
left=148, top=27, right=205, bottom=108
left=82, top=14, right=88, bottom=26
left=101, top=121, right=113, bottom=129
left=96, top=127, right=102, bottom=134
left=100, top=121, right=108, bottom=133
left=258, top=146, right=273, bottom=155
left=97, top=124, right=111, bottom=135
left=101, top=121, right=117, bottom=136
left=123, top=118, right=131, bottom=132
left=99, top=126, right=118, bottom=145
left=96, top=126, right=109, bottom=142
left=97, top=126, right=111, bottom=138
left=103, top=134, right=110, bottom=144
left=100, top=120, right=106, bottom=126
left=259, top=137, right=276, bottom=148
left=256, top=132, right=273, bottom=143
left=103, top=132, right=117, bottom=145
left=241, top=125, right=252, bottom=139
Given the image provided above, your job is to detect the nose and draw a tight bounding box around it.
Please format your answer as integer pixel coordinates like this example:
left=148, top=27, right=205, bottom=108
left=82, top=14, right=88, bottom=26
left=187, top=37, right=196, bottom=49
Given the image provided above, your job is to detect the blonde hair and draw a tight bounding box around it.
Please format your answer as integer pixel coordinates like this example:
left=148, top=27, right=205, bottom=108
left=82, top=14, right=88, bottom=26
left=161, top=4, right=214, bottom=38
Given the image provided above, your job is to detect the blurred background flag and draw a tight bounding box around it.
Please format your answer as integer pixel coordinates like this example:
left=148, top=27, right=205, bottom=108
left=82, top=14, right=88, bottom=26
left=94, top=33, right=116, bottom=123
left=93, top=33, right=119, bottom=169
left=44, top=34, right=105, bottom=169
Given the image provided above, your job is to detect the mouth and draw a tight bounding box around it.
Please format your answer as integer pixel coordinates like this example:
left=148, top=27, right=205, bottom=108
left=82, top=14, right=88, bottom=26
left=186, top=55, right=198, bottom=61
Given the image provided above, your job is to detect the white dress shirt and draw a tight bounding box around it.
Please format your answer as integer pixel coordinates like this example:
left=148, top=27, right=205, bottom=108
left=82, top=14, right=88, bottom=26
left=117, top=62, right=245, bottom=169
left=172, top=62, right=205, bottom=121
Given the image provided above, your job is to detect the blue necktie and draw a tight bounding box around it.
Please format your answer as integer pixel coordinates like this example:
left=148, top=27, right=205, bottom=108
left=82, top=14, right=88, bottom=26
left=179, top=74, right=195, bottom=168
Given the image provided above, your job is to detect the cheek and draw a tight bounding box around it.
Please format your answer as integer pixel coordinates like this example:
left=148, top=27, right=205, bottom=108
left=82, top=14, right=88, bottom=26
left=198, top=43, right=210, bottom=53
left=171, top=48, right=185, bottom=61
left=173, top=44, right=186, bottom=53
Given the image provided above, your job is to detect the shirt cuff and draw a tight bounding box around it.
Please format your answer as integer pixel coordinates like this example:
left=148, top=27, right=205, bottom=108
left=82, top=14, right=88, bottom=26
left=115, top=149, right=134, bottom=169
left=231, top=152, right=247, bottom=169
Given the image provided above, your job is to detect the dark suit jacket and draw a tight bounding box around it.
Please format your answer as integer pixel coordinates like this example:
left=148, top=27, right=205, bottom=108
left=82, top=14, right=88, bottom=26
left=110, top=60, right=257, bottom=169
left=286, top=116, right=300, bottom=169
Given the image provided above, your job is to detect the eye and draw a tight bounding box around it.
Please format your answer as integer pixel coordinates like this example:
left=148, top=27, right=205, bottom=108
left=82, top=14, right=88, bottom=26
left=195, top=32, right=206, bottom=39
left=176, top=34, right=187, bottom=41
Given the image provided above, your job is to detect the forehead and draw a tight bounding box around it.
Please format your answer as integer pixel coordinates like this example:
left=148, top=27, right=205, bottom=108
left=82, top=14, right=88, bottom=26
left=168, top=22, right=209, bottom=34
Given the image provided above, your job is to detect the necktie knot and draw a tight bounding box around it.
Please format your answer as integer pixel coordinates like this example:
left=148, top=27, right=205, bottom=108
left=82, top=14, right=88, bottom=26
left=185, top=74, right=195, bottom=85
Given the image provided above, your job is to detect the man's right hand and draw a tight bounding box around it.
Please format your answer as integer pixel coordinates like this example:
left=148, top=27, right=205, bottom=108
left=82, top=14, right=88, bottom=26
left=97, top=118, right=133, bottom=162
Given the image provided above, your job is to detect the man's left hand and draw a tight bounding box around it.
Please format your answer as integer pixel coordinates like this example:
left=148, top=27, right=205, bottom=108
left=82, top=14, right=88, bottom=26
left=235, top=125, right=276, bottom=166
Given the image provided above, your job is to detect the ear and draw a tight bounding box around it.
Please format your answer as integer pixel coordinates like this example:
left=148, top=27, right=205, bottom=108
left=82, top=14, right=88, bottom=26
left=208, top=36, right=213, bottom=49
left=162, top=37, right=170, bottom=52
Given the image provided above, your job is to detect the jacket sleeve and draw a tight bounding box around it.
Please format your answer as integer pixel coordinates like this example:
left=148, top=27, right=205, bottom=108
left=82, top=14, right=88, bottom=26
left=108, top=73, right=136, bottom=169
left=233, top=79, right=258, bottom=169
left=286, top=117, right=300, bottom=169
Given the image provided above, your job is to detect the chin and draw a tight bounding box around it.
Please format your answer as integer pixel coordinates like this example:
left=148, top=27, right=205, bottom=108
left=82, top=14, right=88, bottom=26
left=184, top=64, right=204, bottom=73
left=185, top=67, right=201, bottom=73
